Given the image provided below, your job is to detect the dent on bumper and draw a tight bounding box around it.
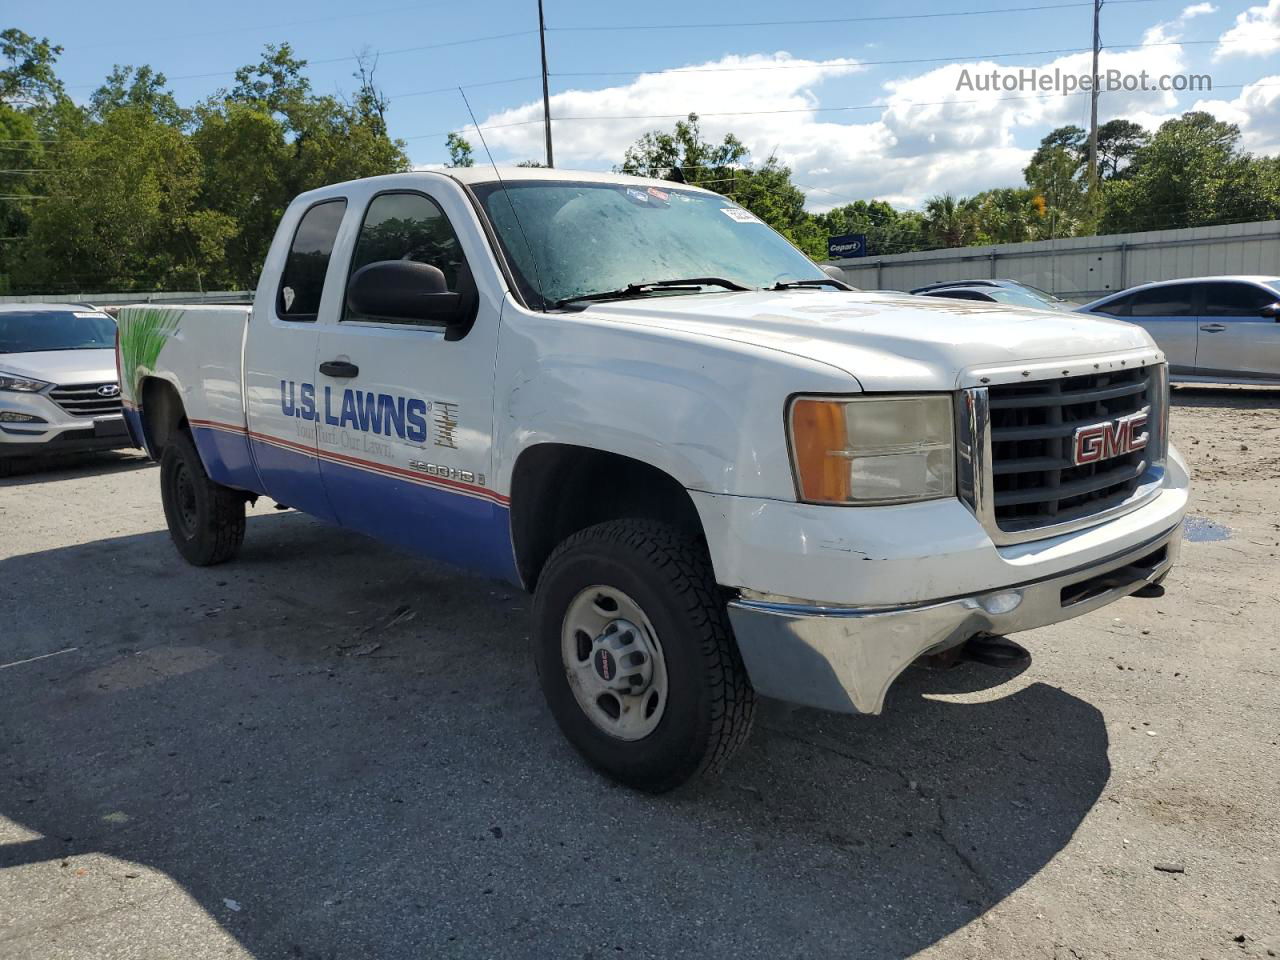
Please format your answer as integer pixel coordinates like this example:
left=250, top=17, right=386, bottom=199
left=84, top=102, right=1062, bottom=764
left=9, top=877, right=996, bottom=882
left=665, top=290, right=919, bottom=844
left=727, top=521, right=1181, bottom=715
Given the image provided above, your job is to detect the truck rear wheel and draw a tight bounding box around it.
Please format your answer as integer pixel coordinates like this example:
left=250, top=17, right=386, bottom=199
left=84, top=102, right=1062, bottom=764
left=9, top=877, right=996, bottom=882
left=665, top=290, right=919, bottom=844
left=533, top=520, right=756, bottom=792
left=159, top=430, right=245, bottom=566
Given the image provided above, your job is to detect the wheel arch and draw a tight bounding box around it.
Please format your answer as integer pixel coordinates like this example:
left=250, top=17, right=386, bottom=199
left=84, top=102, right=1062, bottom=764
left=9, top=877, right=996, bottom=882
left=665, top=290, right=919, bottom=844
left=139, top=376, right=188, bottom=456
left=508, top=443, right=708, bottom=591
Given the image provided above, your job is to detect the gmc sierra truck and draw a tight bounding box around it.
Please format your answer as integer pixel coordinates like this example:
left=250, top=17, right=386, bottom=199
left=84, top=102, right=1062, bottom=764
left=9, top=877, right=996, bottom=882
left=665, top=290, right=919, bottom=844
left=117, top=168, right=1190, bottom=792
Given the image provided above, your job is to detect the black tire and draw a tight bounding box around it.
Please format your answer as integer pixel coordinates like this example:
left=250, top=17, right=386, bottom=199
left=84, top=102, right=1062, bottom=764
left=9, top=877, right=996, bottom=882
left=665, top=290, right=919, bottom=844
left=533, top=520, right=756, bottom=792
left=159, top=429, right=245, bottom=566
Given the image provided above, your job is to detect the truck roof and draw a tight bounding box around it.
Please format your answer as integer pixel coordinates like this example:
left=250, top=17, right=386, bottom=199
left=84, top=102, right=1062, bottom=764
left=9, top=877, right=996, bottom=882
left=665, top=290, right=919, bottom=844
left=439, top=166, right=718, bottom=194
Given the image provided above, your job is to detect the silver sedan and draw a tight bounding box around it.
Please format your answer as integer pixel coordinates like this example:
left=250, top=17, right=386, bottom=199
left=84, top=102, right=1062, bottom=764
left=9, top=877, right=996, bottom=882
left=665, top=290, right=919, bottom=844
left=1077, top=276, right=1280, bottom=384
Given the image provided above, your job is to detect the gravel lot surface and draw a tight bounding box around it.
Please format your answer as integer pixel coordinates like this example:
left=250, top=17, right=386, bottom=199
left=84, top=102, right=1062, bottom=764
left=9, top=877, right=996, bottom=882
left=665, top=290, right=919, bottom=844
left=1, top=386, right=1277, bottom=960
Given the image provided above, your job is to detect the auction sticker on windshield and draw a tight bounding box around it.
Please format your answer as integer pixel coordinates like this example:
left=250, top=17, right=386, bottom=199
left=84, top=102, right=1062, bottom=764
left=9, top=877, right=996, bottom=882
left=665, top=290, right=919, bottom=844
left=721, top=207, right=762, bottom=223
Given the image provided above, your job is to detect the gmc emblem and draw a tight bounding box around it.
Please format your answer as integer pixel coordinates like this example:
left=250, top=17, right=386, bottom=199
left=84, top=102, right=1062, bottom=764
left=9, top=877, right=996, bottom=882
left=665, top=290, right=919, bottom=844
left=1072, top=407, right=1150, bottom=466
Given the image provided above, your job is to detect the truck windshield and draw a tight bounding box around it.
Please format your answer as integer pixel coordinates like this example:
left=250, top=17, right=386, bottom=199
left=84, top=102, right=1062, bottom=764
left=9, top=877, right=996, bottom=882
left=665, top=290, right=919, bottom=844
left=0, top=310, right=116, bottom=354
left=472, top=180, right=828, bottom=309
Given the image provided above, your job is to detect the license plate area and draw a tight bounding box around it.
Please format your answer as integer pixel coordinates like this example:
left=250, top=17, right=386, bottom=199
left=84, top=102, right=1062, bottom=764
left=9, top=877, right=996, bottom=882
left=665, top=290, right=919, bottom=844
left=94, top=418, right=128, bottom=439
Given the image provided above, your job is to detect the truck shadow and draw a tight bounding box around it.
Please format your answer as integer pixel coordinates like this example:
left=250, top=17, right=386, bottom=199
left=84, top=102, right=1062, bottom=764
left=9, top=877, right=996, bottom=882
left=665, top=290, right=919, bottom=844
left=0, top=449, right=150, bottom=487
left=0, top=511, right=1108, bottom=959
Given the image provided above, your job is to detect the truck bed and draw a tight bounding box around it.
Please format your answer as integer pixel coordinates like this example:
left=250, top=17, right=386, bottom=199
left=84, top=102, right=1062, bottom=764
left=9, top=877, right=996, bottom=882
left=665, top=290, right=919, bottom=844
left=117, top=304, right=252, bottom=480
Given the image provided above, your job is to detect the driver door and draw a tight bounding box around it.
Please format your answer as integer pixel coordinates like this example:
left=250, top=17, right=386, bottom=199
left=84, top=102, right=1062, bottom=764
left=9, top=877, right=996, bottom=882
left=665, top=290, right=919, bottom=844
left=313, top=184, right=515, bottom=581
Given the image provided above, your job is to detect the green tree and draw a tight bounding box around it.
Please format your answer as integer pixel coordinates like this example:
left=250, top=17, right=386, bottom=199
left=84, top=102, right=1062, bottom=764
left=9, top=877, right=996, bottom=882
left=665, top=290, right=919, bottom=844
left=90, top=65, right=186, bottom=127
left=446, top=132, right=474, bottom=167
left=618, top=112, right=747, bottom=183
left=923, top=193, right=981, bottom=247
left=813, top=199, right=926, bottom=258
left=1102, top=111, right=1256, bottom=232
left=1028, top=125, right=1086, bottom=170
left=14, top=106, right=217, bottom=291
left=188, top=44, right=408, bottom=287
left=1096, top=119, right=1148, bottom=181
left=0, top=29, right=64, bottom=108
left=1024, top=146, right=1091, bottom=237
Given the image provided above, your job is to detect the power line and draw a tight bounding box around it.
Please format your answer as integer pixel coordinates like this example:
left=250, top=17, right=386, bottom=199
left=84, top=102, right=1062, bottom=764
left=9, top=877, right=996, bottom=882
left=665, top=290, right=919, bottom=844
left=151, top=30, right=539, bottom=85
left=412, top=79, right=1278, bottom=141
left=70, top=0, right=449, bottom=54
left=547, top=0, right=1167, bottom=32
left=548, top=35, right=1265, bottom=79
left=387, top=76, right=540, bottom=100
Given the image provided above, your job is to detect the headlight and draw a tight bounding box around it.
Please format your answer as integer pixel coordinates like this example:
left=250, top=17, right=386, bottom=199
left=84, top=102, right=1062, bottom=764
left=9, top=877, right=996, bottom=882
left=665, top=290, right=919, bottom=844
left=788, top=395, right=955, bottom=505
left=0, top=372, right=49, bottom=393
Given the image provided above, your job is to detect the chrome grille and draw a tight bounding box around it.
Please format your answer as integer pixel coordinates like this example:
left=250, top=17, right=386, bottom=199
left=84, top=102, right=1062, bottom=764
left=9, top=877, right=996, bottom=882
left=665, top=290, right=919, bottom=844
left=960, top=363, right=1167, bottom=544
left=49, top=382, right=123, bottom=418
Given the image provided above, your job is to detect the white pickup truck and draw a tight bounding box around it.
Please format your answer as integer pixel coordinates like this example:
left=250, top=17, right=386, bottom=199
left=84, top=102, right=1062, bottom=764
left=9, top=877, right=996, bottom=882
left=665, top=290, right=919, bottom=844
left=118, top=168, right=1189, bottom=791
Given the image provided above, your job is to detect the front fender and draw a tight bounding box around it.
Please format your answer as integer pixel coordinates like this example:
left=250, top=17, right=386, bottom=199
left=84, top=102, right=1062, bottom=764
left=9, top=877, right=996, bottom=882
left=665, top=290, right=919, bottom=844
left=492, top=302, right=858, bottom=499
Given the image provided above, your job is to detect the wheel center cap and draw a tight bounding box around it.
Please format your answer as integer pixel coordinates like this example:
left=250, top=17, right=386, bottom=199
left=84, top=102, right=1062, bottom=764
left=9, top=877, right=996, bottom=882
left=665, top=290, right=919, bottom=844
left=592, top=647, right=616, bottom=682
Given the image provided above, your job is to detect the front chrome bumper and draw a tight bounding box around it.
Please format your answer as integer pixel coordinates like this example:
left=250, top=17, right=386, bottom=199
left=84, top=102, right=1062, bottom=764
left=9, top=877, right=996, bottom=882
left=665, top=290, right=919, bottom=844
left=727, top=520, right=1181, bottom=716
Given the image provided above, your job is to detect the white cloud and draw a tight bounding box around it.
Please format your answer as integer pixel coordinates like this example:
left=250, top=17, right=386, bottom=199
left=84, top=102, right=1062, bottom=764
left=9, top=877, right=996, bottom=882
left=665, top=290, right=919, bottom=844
left=445, top=23, right=1208, bottom=210
left=1194, top=75, right=1280, bottom=151
left=1214, top=0, right=1280, bottom=58
left=1181, top=3, right=1218, bottom=19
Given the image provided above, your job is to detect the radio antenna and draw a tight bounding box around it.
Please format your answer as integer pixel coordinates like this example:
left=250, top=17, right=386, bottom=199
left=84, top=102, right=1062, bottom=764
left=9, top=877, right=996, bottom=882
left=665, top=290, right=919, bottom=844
left=458, top=87, right=548, bottom=310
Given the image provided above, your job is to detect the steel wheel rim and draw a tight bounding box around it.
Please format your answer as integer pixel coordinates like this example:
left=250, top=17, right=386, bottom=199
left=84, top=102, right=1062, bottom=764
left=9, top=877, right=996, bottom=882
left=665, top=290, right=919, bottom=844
left=560, top=585, right=668, bottom=741
left=173, top=462, right=198, bottom=537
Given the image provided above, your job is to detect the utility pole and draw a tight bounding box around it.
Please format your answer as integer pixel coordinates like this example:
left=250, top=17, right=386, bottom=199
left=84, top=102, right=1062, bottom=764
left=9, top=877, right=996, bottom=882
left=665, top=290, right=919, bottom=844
left=538, top=0, right=554, bottom=168
left=1087, top=0, right=1102, bottom=192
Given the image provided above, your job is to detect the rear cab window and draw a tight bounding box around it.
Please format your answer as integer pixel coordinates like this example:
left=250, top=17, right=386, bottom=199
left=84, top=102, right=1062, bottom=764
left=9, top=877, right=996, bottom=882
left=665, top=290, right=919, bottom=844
left=277, top=199, right=348, bottom=322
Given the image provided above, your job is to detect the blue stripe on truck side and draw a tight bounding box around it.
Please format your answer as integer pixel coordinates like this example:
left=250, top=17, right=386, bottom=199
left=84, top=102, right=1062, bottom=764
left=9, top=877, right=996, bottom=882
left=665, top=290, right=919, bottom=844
left=318, top=452, right=519, bottom=584
left=190, top=423, right=265, bottom=494
left=185, top=416, right=518, bottom=584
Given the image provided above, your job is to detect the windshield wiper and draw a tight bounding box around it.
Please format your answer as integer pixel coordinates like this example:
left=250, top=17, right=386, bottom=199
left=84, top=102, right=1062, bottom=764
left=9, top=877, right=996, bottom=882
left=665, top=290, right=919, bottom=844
left=771, top=278, right=853, bottom=291
left=553, top=277, right=749, bottom=309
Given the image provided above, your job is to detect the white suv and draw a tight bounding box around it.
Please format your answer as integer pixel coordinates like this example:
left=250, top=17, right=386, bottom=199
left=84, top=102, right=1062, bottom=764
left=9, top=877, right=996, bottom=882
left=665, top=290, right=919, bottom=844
left=0, top=303, right=133, bottom=476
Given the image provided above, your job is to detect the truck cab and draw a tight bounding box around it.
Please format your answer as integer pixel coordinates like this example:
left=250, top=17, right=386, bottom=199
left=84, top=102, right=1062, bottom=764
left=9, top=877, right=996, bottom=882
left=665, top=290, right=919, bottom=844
left=117, top=169, right=1190, bottom=792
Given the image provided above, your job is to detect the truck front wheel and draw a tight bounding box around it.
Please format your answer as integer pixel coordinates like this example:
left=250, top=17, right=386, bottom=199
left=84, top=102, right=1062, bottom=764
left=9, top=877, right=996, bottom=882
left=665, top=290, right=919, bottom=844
left=159, top=430, right=245, bottom=566
left=533, top=520, right=756, bottom=792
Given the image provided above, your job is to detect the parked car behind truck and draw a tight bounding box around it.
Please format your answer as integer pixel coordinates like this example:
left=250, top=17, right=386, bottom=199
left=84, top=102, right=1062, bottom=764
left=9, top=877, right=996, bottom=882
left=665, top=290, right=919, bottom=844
left=1077, top=276, right=1280, bottom=384
left=0, top=304, right=132, bottom=476
left=117, top=168, right=1190, bottom=791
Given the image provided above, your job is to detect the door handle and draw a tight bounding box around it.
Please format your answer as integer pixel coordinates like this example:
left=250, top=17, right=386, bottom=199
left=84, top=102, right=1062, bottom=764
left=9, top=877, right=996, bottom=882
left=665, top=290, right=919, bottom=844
left=1198, top=323, right=1227, bottom=333
left=319, top=360, right=359, bottom=378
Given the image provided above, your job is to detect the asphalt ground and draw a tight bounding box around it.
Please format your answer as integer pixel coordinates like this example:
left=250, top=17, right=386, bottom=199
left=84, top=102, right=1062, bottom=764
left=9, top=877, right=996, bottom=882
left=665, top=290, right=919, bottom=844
left=1, top=385, right=1277, bottom=959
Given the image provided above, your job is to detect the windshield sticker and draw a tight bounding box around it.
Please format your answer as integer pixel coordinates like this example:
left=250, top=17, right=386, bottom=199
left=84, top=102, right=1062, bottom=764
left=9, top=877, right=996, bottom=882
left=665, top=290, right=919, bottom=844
left=73, top=311, right=111, bottom=319
left=720, top=207, right=761, bottom=224
left=624, top=187, right=652, bottom=206
left=646, top=187, right=670, bottom=204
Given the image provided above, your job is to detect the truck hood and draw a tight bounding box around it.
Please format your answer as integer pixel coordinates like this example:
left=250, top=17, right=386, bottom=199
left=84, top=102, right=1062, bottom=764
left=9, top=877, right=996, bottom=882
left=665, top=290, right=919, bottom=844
left=583, top=290, right=1160, bottom=390
left=0, top=348, right=118, bottom=385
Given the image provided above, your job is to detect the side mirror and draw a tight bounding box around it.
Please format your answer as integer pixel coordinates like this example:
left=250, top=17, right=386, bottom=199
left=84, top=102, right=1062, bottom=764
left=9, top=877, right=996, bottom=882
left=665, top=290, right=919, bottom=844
left=1261, top=301, right=1280, bottom=320
left=346, top=260, right=464, bottom=326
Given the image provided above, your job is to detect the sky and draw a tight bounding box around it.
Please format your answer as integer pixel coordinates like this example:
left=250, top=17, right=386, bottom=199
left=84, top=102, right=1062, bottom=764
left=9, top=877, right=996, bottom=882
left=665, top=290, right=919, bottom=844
left=14, top=0, right=1280, bottom=210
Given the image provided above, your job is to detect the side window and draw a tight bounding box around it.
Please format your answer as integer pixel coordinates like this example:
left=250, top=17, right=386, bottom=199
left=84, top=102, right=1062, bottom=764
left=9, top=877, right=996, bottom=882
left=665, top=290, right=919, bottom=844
left=1092, top=293, right=1133, bottom=317
left=344, top=192, right=468, bottom=324
left=1128, top=285, right=1196, bottom=318
left=1203, top=282, right=1276, bottom=317
left=277, top=199, right=347, bottom=322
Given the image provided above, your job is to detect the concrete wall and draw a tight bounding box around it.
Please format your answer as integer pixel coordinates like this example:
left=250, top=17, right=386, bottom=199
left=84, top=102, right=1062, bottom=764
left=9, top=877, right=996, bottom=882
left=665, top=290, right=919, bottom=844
left=825, top=220, right=1280, bottom=301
